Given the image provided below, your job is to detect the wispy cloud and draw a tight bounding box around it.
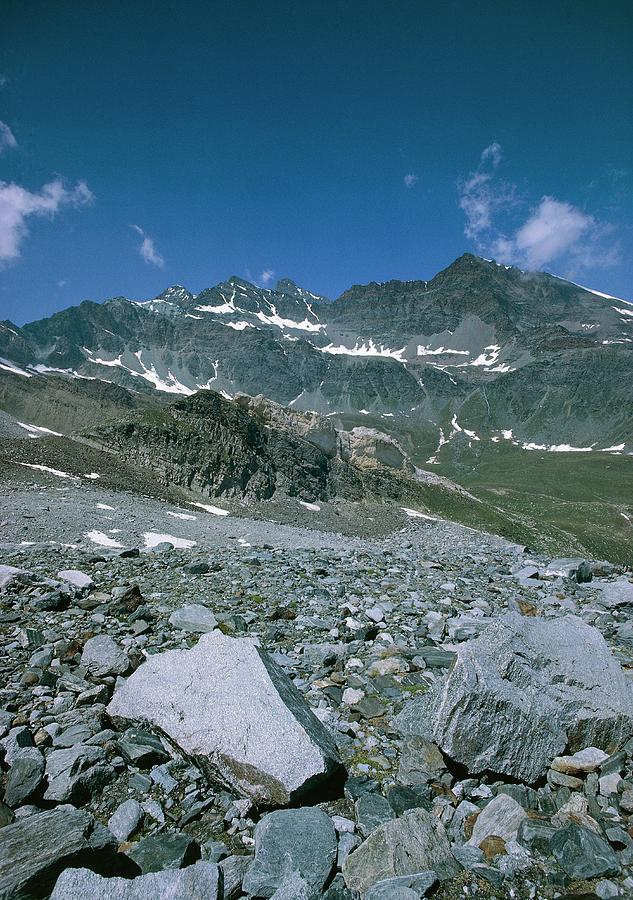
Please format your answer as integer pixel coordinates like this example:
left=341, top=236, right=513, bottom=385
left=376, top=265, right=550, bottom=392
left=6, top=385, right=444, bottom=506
left=131, top=225, right=164, bottom=268
left=0, top=179, right=94, bottom=265
left=403, top=173, right=418, bottom=188
left=458, top=142, right=515, bottom=241
left=0, top=74, right=8, bottom=89
left=260, top=268, right=275, bottom=287
left=0, top=121, right=17, bottom=155
left=458, top=143, right=619, bottom=274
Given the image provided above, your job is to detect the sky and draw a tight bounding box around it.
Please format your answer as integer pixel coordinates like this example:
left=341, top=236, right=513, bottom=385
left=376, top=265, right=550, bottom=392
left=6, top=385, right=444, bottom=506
left=1, top=0, right=632, bottom=325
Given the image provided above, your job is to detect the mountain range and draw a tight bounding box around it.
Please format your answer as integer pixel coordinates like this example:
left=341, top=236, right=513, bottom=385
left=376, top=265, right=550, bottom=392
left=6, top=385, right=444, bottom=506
left=1, top=253, right=631, bottom=562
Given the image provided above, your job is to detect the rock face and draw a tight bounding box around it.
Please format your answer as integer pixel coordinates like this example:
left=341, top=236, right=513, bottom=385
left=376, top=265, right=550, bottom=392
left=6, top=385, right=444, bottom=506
left=107, top=631, right=345, bottom=806
left=50, top=862, right=222, bottom=900
left=0, top=805, right=136, bottom=899
left=395, top=614, right=633, bottom=782
left=342, top=807, right=459, bottom=895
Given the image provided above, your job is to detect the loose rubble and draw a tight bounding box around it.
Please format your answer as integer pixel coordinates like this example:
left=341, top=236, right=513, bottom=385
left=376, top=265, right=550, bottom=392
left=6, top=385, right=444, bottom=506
left=2, top=506, right=633, bottom=899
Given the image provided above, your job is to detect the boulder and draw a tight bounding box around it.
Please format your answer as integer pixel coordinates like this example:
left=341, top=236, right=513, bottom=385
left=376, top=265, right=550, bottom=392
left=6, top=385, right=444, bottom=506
left=169, top=604, right=217, bottom=633
left=107, top=799, right=144, bottom=842
left=467, top=794, right=527, bottom=848
left=0, top=805, right=137, bottom=899
left=597, top=577, right=633, bottom=609
left=342, top=807, right=459, bottom=896
left=44, top=744, right=115, bottom=804
left=80, top=635, right=129, bottom=677
left=550, top=824, right=620, bottom=878
left=107, top=631, right=345, bottom=806
left=57, top=570, right=94, bottom=591
left=50, top=862, right=221, bottom=899
left=3, top=747, right=45, bottom=807
left=242, top=807, right=337, bottom=898
left=126, top=833, right=200, bottom=873
left=364, top=873, right=438, bottom=899
left=395, top=614, right=633, bottom=782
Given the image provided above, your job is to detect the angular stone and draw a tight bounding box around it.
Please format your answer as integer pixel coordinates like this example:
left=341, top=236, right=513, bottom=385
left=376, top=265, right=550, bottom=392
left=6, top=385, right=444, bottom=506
left=107, top=799, right=144, bottom=842
left=242, top=807, right=337, bottom=898
left=355, top=792, right=395, bottom=837
left=3, top=747, right=45, bottom=807
left=550, top=824, right=620, bottom=878
left=365, top=872, right=438, bottom=899
left=220, top=854, right=251, bottom=900
left=468, top=794, right=527, bottom=848
left=107, top=632, right=345, bottom=806
left=396, top=614, right=633, bottom=782
left=269, top=871, right=313, bottom=900
left=397, top=736, right=445, bottom=785
left=44, top=744, right=115, bottom=804
left=50, top=861, right=221, bottom=899
left=81, top=635, right=129, bottom=677
left=169, top=604, right=217, bottom=633
left=116, top=727, right=170, bottom=768
left=598, top=578, right=633, bottom=609
left=57, top=570, right=94, bottom=591
left=551, top=746, right=609, bottom=775
left=0, top=805, right=137, bottom=899
left=516, top=818, right=556, bottom=855
left=126, top=832, right=200, bottom=874
left=342, top=807, right=459, bottom=895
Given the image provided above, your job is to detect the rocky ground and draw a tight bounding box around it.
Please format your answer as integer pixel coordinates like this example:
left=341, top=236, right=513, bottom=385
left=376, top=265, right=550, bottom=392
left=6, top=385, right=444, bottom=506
left=2, top=477, right=633, bottom=899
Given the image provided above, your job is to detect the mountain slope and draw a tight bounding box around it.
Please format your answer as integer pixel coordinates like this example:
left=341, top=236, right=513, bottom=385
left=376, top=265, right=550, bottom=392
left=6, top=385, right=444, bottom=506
left=1, top=255, right=631, bottom=460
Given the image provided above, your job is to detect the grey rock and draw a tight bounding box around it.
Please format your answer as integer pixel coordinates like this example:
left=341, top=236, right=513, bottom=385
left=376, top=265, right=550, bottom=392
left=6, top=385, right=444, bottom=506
left=516, top=818, right=557, bottom=855
left=107, top=799, right=144, bottom=842
left=0, top=804, right=136, bottom=899
left=3, top=747, right=45, bottom=807
left=396, top=614, right=633, bottom=782
left=44, top=744, right=115, bottom=804
left=355, top=792, right=395, bottom=837
left=219, top=854, right=251, bottom=900
left=323, top=875, right=357, bottom=900
left=342, top=807, right=459, bottom=895
left=126, top=832, right=201, bottom=874
left=598, top=577, right=633, bottom=609
left=57, top=570, right=94, bottom=591
left=337, top=832, right=361, bottom=869
left=467, top=793, right=527, bottom=848
left=50, top=861, right=221, bottom=899
left=80, top=634, right=129, bottom=677
left=550, top=823, right=621, bottom=878
left=116, top=727, right=170, bottom=767
left=107, top=631, right=344, bottom=806
left=242, top=806, right=337, bottom=898
left=169, top=603, right=217, bottom=633
left=1, top=726, right=34, bottom=765
left=269, top=870, right=314, bottom=900
left=365, top=872, right=438, bottom=899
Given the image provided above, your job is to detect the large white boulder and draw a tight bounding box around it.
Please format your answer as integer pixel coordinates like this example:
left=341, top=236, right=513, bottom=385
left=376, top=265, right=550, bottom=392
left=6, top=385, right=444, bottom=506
left=107, top=631, right=344, bottom=806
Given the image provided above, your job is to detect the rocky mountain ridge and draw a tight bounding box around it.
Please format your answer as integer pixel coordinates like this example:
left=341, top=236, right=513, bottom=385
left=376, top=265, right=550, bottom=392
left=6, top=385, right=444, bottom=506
left=2, top=255, right=632, bottom=458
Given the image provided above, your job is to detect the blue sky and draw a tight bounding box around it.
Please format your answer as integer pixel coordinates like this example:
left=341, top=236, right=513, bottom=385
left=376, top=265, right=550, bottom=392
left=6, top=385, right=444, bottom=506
left=1, top=0, right=631, bottom=324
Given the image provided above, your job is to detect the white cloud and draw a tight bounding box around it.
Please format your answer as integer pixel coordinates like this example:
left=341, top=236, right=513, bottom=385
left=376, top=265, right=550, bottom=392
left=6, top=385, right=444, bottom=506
left=0, top=75, right=8, bottom=89
left=260, top=268, right=275, bottom=286
left=0, top=121, right=17, bottom=155
left=458, top=142, right=514, bottom=241
left=132, top=225, right=164, bottom=268
left=0, top=178, right=94, bottom=265
left=459, top=144, right=619, bottom=274
left=403, top=173, right=418, bottom=188
left=493, top=197, right=593, bottom=269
